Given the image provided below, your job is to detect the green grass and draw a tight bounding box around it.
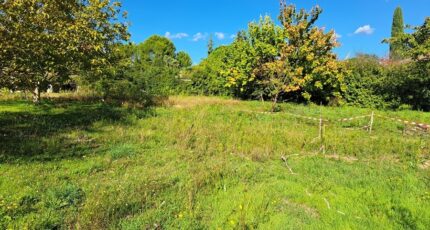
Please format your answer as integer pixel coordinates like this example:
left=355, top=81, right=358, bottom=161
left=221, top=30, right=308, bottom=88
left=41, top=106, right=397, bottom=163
left=0, top=96, right=429, bottom=229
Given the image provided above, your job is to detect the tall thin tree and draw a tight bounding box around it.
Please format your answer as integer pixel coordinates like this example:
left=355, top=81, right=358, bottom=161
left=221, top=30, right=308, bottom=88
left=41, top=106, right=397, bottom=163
left=390, top=6, right=405, bottom=60
left=207, top=34, right=214, bottom=55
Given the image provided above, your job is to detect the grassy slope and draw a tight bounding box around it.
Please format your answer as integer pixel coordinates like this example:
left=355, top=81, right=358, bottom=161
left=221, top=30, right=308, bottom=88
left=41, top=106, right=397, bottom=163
left=0, top=96, right=429, bottom=229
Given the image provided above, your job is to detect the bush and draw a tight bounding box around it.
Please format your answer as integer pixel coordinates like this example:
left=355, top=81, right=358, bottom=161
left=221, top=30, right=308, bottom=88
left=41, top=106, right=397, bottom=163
left=344, top=54, right=387, bottom=108
left=95, top=79, right=153, bottom=105
left=91, top=37, right=192, bottom=105
left=383, top=61, right=430, bottom=111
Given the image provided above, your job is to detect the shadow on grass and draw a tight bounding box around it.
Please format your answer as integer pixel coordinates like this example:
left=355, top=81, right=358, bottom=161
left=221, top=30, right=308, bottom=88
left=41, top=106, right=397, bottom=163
left=0, top=99, right=154, bottom=163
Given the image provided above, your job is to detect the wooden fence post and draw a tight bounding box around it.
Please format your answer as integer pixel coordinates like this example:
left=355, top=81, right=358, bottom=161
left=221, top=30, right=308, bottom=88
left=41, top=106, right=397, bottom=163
left=369, top=111, right=374, bottom=134
left=319, top=116, right=325, bottom=153
left=318, top=103, right=325, bottom=154
left=319, top=102, right=323, bottom=139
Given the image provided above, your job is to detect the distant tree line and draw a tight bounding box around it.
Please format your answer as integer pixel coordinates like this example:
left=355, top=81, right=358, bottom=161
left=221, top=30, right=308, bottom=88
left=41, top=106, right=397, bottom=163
left=0, top=1, right=429, bottom=111
left=345, top=8, right=430, bottom=111
left=0, top=0, right=191, bottom=105
left=185, top=4, right=430, bottom=111
left=186, top=3, right=347, bottom=111
left=94, top=36, right=192, bottom=104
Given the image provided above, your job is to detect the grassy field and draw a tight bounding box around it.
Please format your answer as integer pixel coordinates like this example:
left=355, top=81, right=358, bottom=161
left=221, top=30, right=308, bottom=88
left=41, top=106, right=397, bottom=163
left=0, top=95, right=429, bottom=229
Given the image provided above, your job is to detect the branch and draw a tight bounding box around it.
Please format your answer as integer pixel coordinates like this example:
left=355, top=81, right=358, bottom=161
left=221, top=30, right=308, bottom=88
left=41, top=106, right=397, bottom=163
left=281, top=154, right=299, bottom=175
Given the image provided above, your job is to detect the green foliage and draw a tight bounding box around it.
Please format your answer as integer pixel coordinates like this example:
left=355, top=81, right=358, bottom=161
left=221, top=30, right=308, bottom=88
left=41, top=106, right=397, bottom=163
left=187, top=46, right=234, bottom=96
left=190, top=3, right=346, bottom=107
left=138, top=35, right=177, bottom=66
left=92, top=44, right=153, bottom=104
left=390, top=7, right=405, bottom=60
left=386, top=17, right=430, bottom=62
left=344, top=52, right=430, bottom=111
left=392, top=7, right=405, bottom=37
left=223, top=16, right=281, bottom=99
left=176, top=51, right=193, bottom=69
left=276, top=1, right=346, bottom=105
left=95, top=36, right=192, bottom=103
left=0, top=0, right=129, bottom=102
left=407, top=18, right=430, bottom=62
left=384, top=62, right=430, bottom=111
left=136, top=36, right=189, bottom=96
left=344, top=54, right=386, bottom=108
left=222, top=4, right=347, bottom=106
left=222, top=35, right=259, bottom=98
left=207, top=34, right=214, bottom=55
left=382, top=17, right=430, bottom=111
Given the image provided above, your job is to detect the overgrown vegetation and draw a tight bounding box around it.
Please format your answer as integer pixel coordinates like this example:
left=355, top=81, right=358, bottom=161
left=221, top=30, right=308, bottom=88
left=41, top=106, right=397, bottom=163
left=0, top=96, right=429, bottom=229
left=186, top=3, right=430, bottom=111
left=93, top=35, right=192, bottom=105
left=1, top=1, right=429, bottom=110
left=0, top=0, right=429, bottom=228
left=187, top=4, right=346, bottom=108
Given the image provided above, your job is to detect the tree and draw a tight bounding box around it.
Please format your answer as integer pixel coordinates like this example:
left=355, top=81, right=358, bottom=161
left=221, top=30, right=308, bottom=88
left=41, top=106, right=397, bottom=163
left=223, top=2, right=346, bottom=109
left=0, top=0, right=129, bottom=102
left=94, top=43, right=155, bottom=104
left=137, top=35, right=176, bottom=66
left=96, top=36, right=193, bottom=102
left=222, top=33, right=258, bottom=98
left=390, top=7, right=405, bottom=60
left=189, top=46, right=234, bottom=96
left=223, top=16, right=282, bottom=99
left=176, top=51, right=192, bottom=69
left=207, top=34, right=214, bottom=55
left=385, top=17, right=430, bottom=111
left=404, top=17, right=430, bottom=62
left=135, top=36, right=181, bottom=95
left=275, top=1, right=346, bottom=106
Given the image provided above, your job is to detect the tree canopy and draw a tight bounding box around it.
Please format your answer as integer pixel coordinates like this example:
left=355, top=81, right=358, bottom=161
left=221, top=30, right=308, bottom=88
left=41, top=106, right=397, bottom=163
left=0, top=0, right=129, bottom=102
left=176, top=51, right=193, bottom=69
left=95, top=35, right=193, bottom=103
left=220, top=1, right=346, bottom=107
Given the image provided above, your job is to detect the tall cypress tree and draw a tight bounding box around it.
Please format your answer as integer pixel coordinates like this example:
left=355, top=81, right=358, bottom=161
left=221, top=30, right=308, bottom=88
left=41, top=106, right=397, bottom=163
left=207, top=34, right=214, bottom=55
left=390, top=7, right=405, bottom=60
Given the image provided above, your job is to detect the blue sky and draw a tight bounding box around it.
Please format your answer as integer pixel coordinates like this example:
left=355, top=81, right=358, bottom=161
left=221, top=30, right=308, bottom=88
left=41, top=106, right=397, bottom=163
left=122, top=0, right=430, bottom=64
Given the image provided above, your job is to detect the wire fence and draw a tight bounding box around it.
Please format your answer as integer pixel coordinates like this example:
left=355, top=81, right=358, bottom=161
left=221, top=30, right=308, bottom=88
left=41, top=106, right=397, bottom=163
left=243, top=109, right=430, bottom=154
left=245, top=109, right=430, bottom=136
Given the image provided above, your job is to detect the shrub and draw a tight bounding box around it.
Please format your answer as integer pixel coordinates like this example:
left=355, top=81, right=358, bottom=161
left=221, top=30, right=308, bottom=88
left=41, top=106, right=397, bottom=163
left=344, top=54, right=387, bottom=108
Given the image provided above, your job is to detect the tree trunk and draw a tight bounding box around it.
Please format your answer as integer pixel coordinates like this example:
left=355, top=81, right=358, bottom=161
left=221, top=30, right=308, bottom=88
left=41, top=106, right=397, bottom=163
left=32, top=83, right=41, bottom=103
left=271, top=93, right=279, bottom=112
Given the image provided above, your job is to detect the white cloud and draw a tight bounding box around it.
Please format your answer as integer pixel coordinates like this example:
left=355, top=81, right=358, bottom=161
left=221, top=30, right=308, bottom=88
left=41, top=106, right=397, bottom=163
left=165, top=32, right=189, bottom=39
left=215, top=32, right=225, bottom=40
left=230, top=34, right=237, bottom=39
left=334, top=33, right=342, bottom=39
left=354, top=25, right=375, bottom=35
left=192, top=32, right=206, bottom=42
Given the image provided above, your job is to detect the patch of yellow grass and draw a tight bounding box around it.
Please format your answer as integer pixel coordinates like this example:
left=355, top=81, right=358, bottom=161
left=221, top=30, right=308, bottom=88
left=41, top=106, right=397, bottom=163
left=419, top=159, right=430, bottom=170
left=166, top=95, right=239, bottom=109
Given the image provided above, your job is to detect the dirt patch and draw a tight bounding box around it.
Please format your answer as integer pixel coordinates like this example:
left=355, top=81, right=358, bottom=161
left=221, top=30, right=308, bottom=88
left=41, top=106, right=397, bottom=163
left=166, top=96, right=239, bottom=109
left=324, top=154, right=358, bottom=163
left=376, top=155, right=401, bottom=164
left=419, top=160, right=430, bottom=170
